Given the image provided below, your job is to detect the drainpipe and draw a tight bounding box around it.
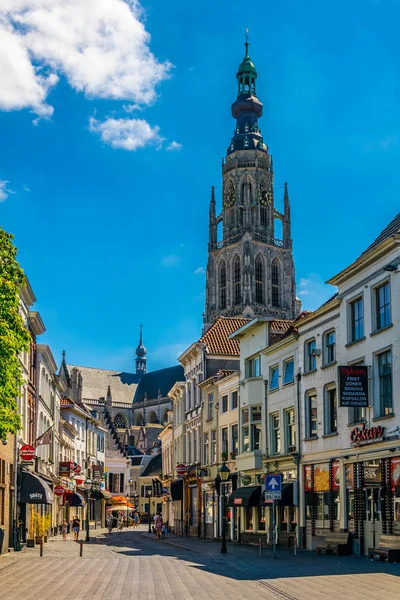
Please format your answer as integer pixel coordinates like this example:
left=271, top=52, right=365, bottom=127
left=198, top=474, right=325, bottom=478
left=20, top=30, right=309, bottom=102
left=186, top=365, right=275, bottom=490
left=295, top=372, right=302, bottom=549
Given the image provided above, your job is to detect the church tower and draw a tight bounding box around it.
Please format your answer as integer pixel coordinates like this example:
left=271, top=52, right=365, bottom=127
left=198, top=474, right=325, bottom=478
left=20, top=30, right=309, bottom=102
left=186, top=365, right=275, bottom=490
left=135, top=325, right=147, bottom=377
left=204, top=37, right=297, bottom=328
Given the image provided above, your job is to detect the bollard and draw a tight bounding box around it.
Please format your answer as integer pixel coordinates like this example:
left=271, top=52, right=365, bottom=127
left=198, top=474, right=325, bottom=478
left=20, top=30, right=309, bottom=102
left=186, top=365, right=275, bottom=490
left=259, top=538, right=263, bottom=557
left=40, top=541, right=43, bottom=557
left=293, top=537, right=297, bottom=556
left=80, top=541, right=83, bottom=557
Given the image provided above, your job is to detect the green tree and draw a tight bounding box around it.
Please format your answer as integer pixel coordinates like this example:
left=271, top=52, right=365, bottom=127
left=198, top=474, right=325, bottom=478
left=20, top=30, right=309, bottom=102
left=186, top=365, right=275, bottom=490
left=0, top=227, right=30, bottom=439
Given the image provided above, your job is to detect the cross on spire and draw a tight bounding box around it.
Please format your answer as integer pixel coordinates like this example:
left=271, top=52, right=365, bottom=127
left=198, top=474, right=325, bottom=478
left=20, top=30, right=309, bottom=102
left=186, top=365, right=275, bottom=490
left=245, top=28, right=249, bottom=56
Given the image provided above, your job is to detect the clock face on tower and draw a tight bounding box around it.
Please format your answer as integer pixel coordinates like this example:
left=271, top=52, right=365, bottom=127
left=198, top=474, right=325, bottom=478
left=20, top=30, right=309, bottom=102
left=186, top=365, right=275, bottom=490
left=224, top=183, right=235, bottom=208
left=260, top=190, right=271, bottom=206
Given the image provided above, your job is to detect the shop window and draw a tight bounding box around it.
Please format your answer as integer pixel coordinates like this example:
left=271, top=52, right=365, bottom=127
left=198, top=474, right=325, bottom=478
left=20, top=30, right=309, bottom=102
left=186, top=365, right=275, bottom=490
left=285, top=408, right=296, bottom=452
left=324, top=385, right=337, bottom=434
left=283, top=358, right=294, bottom=385
left=257, top=506, right=266, bottom=531
left=304, top=339, right=316, bottom=373
left=271, top=413, right=280, bottom=454
left=305, top=391, right=318, bottom=438
left=269, top=365, right=279, bottom=390
left=323, top=330, right=336, bottom=365
left=245, top=507, right=253, bottom=531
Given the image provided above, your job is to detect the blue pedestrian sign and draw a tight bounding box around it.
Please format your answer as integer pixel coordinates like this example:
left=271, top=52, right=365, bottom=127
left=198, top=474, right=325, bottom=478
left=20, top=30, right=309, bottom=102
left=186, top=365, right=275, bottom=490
left=265, top=474, right=282, bottom=501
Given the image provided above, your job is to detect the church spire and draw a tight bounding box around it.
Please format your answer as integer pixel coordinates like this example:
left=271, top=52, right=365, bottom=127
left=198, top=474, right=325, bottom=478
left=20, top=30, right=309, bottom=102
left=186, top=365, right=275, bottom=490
left=209, top=185, right=217, bottom=251
left=135, top=324, right=147, bottom=377
left=283, top=182, right=292, bottom=249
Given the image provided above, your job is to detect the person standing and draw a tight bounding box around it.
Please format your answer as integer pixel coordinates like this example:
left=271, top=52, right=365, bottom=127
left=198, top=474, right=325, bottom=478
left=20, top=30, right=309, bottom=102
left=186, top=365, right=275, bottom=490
left=72, top=515, right=81, bottom=541
left=154, top=513, right=162, bottom=540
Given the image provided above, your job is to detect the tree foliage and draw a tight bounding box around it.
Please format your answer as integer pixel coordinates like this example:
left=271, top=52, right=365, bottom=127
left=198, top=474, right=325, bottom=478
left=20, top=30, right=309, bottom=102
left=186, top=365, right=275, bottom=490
left=0, top=227, right=30, bottom=439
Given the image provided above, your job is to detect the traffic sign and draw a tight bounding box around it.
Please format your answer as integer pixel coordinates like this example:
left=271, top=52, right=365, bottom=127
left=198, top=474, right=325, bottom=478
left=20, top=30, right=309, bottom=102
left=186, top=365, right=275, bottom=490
left=20, top=445, right=35, bottom=461
left=265, top=474, right=282, bottom=501
left=54, top=486, right=65, bottom=497
left=176, top=463, right=186, bottom=476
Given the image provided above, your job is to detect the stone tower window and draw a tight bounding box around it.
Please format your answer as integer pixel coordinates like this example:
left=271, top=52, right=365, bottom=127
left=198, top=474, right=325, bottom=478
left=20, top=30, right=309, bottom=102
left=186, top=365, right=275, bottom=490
left=255, top=256, right=264, bottom=303
left=234, top=256, right=241, bottom=305
left=114, top=413, right=127, bottom=429
left=261, top=206, right=268, bottom=226
left=219, top=261, right=227, bottom=309
left=272, top=259, right=280, bottom=307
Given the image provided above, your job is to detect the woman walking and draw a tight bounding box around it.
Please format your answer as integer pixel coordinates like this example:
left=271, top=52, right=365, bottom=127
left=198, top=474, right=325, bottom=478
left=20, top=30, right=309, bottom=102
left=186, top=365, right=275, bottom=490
left=72, top=515, right=81, bottom=541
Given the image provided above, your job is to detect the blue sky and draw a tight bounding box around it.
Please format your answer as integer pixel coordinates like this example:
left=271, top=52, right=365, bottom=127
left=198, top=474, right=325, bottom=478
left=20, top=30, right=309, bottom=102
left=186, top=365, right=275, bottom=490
left=1, top=0, right=399, bottom=373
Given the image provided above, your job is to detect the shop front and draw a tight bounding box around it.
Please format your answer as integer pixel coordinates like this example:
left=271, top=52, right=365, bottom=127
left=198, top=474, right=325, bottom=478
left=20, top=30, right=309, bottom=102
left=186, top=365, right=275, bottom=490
left=170, top=479, right=184, bottom=535
left=19, top=470, right=54, bottom=546
left=304, top=461, right=340, bottom=551
left=228, top=484, right=262, bottom=544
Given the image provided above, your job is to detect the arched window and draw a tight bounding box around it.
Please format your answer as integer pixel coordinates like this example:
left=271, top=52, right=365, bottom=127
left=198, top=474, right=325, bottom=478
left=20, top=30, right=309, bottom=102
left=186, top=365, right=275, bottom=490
left=219, top=261, right=227, bottom=309
left=162, top=409, right=169, bottom=423
left=149, top=411, right=158, bottom=424
left=255, top=256, right=264, bottom=303
left=272, top=259, right=280, bottom=307
left=114, top=413, right=127, bottom=429
left=261, top=206, right=268, bottom=226
left=136, top=413, right=144, bottom=426
left=233, top=256, right=241, bottom=305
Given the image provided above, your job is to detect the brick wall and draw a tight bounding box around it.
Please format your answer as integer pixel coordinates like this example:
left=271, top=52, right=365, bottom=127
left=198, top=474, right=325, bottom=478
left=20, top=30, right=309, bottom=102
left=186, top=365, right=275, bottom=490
left=0, top=434, right=15, bottom=554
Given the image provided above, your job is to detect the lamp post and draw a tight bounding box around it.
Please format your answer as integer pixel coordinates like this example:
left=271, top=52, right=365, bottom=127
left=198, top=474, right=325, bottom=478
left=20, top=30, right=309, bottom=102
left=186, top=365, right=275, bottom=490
left=219, top=462, right=230, bottom=554
left=84, top=479, right=100, bottom=542
left=147, top=489, right=152, bottom=533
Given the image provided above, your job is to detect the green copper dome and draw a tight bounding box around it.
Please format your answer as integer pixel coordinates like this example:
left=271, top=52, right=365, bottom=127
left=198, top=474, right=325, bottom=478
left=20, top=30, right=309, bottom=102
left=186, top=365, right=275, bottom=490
left=238, top=55, right=256, bottom=75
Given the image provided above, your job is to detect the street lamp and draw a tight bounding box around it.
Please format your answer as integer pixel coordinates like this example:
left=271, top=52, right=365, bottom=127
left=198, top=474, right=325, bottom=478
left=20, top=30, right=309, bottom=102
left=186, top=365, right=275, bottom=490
left=84, top=479, right=100, bottom=542
left=147, top=489, right=152, bottom=533
left=219, top=462, right=230, bottom=554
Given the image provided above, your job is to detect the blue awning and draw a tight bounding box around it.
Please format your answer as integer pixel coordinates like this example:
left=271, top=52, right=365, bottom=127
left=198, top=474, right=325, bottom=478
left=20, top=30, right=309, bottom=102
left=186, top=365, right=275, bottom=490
left=69, top=492, right=86, bottom=507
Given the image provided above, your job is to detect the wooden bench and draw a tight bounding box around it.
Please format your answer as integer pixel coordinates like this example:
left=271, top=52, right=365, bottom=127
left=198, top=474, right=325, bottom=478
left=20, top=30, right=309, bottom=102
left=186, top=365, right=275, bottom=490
left=368, top=535, right=400, bottom=563
left=316, top=532, right=351, bottom=556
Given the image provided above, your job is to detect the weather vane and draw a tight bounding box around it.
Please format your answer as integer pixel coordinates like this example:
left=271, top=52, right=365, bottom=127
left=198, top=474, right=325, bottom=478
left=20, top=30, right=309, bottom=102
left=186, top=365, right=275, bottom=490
left=245, top=28, right=249, bottom=55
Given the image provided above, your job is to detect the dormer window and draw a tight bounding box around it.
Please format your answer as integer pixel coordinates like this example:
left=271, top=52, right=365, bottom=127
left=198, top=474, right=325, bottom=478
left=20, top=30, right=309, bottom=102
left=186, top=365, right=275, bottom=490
left=244, top=123, right=249, bottom=133
left=243, top=138, right=249, bottom=148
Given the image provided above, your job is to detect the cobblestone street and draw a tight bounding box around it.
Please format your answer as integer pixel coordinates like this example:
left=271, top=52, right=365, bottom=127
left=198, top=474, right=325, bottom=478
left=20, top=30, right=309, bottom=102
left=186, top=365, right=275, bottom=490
left=0, top=526, right=399, bottom=600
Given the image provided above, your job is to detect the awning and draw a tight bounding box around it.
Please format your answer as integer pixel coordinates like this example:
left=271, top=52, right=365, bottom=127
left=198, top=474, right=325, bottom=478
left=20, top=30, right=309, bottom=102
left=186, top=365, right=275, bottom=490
left=20, top=471, right=53, bottom=504
left=69, top=492, right=86, bottom=507
left=228, top=485, right=261, bottom=507
left=100, top=490, right=113, bottom=500
left=106, top=504, right=132, bottom=512
left=260, top=483, right=294, bottom=507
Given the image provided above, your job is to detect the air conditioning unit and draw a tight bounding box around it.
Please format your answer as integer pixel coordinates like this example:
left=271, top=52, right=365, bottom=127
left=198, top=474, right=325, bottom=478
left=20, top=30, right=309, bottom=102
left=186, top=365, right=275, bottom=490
left=311, top=348, right=321, bottom=357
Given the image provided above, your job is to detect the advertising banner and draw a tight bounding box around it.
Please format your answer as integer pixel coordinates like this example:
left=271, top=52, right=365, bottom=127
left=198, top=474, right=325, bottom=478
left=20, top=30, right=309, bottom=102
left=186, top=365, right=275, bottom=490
left=331, top=461, right=340, bottom=490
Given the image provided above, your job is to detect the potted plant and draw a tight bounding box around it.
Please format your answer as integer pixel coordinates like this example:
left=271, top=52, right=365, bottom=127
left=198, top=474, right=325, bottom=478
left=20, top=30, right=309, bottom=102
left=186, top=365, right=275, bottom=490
left=27, top=506, right=36, bottom=548
left=44, top=514, right=52, bottom=542
left=221, top=452, right=228, bottom=462
left=35, top=512, right=45, bottom=545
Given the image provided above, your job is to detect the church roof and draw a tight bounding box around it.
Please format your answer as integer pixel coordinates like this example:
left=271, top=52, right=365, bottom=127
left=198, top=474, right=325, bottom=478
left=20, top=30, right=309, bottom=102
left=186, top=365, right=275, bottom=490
left=270, top=319, right=293, bottom=332
left=200, top=316, right=249, bottom=355
left=134, top=365, right=184, bottom=404
left=361, top=212, right=400, bottom=256
left=68, top=365, right=139, bottom=404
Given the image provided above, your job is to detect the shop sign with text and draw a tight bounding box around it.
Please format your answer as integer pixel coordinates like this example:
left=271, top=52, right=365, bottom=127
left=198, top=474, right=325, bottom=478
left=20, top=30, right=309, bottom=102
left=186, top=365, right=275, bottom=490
left=338, top=365, right=369, bottom=407
left=350, top=424, right=384, bottom=446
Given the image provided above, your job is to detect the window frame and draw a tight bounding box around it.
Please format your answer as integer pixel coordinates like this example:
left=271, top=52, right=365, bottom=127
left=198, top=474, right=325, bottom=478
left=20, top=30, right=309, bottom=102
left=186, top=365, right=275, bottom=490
left=324, top=384, right=337, bottom=435
left=285, top=408, right=296, bottom=453
left=373, top=280, right=391, bottom=332
left=231, top=390, right=238, bottom=410
left=283, top=358, right=294, bottom=385
left=269, top=365, right=279, bottom=390
left=323, top=330, right=336, bottom=366
left=207, top=393, right=213, bottom=420
left=221, top=394, right=228, bottom=413
left=304, top=339, right=317, bottom=373
left=270, top=412, right=281, bottom=455
left=305, top=390, right=318, bottom=439
left=246, top=355, right=261, bottom=378
left=348, top=295, right=364, bottom=343
left=375, top=348, right=393, bottom=417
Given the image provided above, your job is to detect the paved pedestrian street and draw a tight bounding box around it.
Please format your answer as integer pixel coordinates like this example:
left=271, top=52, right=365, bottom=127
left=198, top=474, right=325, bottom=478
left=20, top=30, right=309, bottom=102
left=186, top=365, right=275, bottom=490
left=0, top=527, right=399, bottom=600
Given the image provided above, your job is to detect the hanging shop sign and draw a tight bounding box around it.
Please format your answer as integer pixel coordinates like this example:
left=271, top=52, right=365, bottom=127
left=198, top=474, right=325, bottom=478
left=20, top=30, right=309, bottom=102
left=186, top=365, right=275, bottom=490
left=338, top=365, right=369, bottom=407
left=331, top=461, right=340, bottom=490
left=20, top=445, right=35, bottom=461
left=92, top=465, right=103, bottom=479
left=73, top=463, right=81, bottom=474
left=176, top=463, right=186, bottom=476
left=241, top=475, right=252, bottom=486
left=363, top=461, right=381, bottom=484
left=350, top=424, right=384, bottom=446
left=54, top=486, right=65, bottom=497
left=59, top=461, right=74, bottom=475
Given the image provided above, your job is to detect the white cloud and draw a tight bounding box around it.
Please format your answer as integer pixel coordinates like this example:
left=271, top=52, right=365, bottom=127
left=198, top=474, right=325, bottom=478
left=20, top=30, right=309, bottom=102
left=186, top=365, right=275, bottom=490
left=89, top=116, right=164, bottom=151
left=122, top=103, right=144, bottom=113
left=23, top=186, right=30, bottom=192
left=0, top=1, right=172, bottom=117
left=166, top=141, right=183, bottom=151
left=161, top=254, right=180, bottom=267
left=194, top=266, right=206, bottom=275
left=0, top=180, right=13, bottom=202
left=297, top=274, right=337, bottom=311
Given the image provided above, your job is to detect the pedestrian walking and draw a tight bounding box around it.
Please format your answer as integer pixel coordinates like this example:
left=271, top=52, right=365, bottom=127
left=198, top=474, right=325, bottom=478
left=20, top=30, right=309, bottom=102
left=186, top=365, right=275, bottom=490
left=62, top=520, right=68, bottom=541
left=133, top=513, right=139, bottom=529
left=117, top=514, right=124, bottom=531
left=107, top=513, right=113, bottom=533
left=72, top=515, right=81, bottom=541
left=161, top=522, right=168, bottom=539
left=154, top=513, right=162, bottom=540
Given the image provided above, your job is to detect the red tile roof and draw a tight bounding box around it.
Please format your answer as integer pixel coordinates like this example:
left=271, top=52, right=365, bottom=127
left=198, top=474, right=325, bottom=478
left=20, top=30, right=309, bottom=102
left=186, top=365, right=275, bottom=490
left=270, top=319, right=293, bottom=332
left=200, top=316, right=249, bottom=356
left=60, top=396, right=91, bottom=415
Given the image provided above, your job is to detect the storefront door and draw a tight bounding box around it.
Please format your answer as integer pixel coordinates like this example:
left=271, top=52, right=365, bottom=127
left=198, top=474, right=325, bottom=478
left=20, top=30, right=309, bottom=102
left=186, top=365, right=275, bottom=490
left=363, top=487, right=382, bottom=553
